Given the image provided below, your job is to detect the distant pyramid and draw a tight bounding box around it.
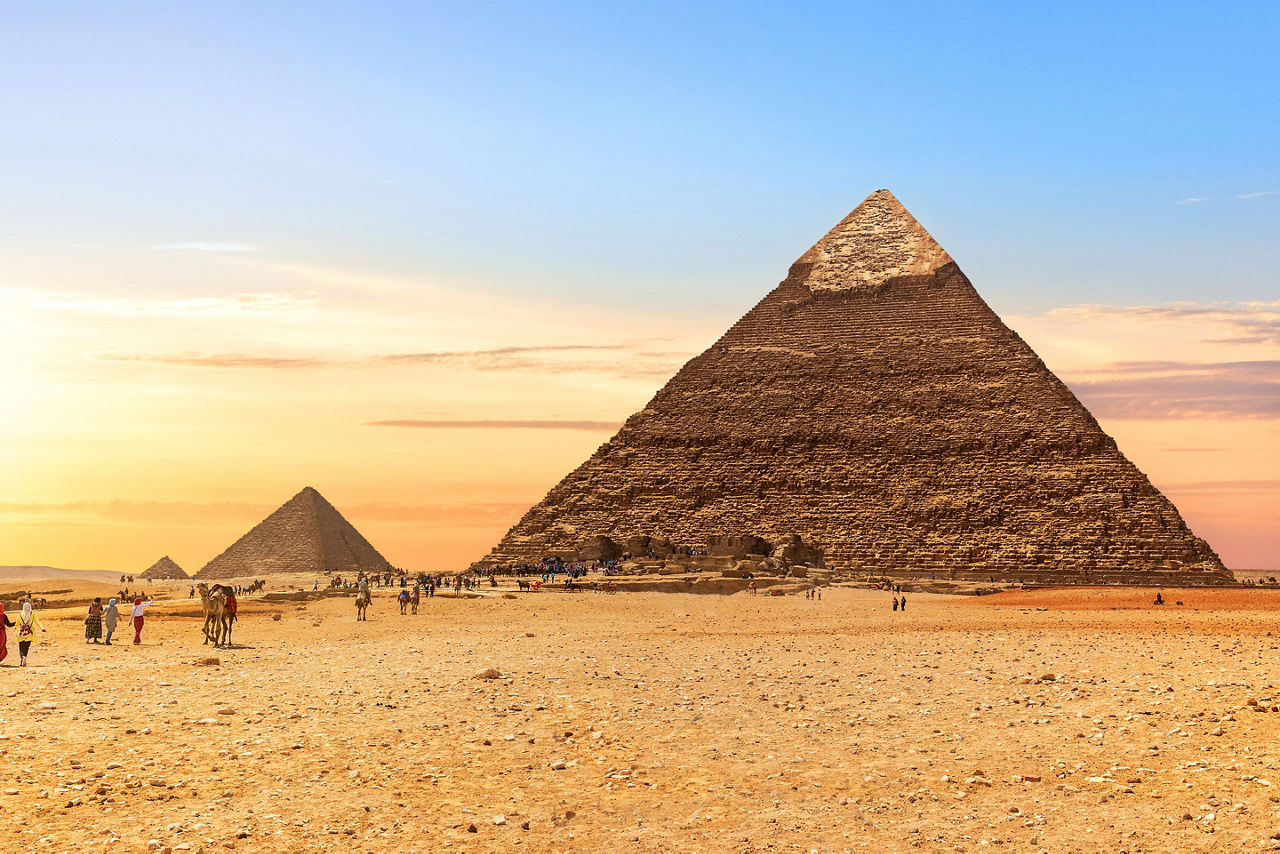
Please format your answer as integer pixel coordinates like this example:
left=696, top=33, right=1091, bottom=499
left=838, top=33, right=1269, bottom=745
left=142, top=555, right=189, bottom=580
left=480, top=190, right=1231, bottom=583
left=198, top=487, right=391, bottom=579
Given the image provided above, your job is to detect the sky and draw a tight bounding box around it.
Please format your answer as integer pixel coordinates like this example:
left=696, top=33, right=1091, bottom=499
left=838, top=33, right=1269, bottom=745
left=1, top=1, right=1277, bottom=572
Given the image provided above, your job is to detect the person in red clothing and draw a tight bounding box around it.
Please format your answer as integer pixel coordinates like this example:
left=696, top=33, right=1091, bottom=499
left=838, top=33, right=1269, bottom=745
left=130, top=596, right=155, bottom=644
left=0, top=602, right=12, bottom=663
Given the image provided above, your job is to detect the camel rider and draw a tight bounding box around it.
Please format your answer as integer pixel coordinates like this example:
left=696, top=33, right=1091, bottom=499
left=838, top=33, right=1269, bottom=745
left=359, top=575, right=370, bottom=597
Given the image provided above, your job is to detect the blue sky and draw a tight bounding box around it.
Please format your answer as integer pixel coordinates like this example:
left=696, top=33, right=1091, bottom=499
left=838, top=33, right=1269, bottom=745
left=4, top=1, right=1277, bottom=312
left=2, top=2, right=1278, bottom=571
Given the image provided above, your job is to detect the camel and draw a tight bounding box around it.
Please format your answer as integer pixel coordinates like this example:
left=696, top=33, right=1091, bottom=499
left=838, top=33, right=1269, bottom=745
left=355, top=589, right=371, bottom=621
left=196, top=582, right=237, bottom=646
left=197, top=583, right=221, bottom=645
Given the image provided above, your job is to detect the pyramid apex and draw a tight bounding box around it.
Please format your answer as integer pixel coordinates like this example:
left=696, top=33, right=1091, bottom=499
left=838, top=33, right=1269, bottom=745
left=796, top=190, right=954, bottom=293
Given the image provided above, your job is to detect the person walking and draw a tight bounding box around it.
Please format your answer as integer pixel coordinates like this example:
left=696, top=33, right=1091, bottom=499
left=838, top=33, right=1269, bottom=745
left=0, top=603, right=12, bottom=665
left=16, top=600, right=44, bottom=666
left=103, top=598, right=121, bottom=645
left=130, top=596, right=155, bottom=644
left=85, top=597, right=104, bottom=644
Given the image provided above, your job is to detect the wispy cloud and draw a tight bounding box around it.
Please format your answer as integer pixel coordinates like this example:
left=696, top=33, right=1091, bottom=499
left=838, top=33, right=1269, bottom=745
left=1176, top=197, right=1208, bottom=205
left=34, top=292, right=313, bottom=317
left=94, top=351, right=335, bottom=369
left=367, top=419, right=621, bottom=431
left=0, top=498, right=531, bottom=528
left=1238, top=191, right=1278, bottom=199
left=1067, top=359, right=1280, bottom=420
left=149, top=242, right=260, bottom=252
left=1048, top=301, right=1280, bottom=347
left=1161, top=479, right=1280, bottom=494
left=89, top=342, right=689, bottom=377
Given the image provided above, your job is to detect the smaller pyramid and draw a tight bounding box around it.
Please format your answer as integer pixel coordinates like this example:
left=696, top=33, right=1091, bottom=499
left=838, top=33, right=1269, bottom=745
left=142, top=555, right=189, bottom=580
left=197, top=487, right=391, bottom=580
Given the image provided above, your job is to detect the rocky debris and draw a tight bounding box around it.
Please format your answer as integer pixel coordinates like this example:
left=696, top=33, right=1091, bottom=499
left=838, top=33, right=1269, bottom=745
left=576, top=535, right=620, bottom=562
left=198, top=486, right=390, bottom=579
left=474, top=668, right=502, bottom=680
left=707, top=535, right=771, bottom=559
left=477, top=190, right=1230, bottom=584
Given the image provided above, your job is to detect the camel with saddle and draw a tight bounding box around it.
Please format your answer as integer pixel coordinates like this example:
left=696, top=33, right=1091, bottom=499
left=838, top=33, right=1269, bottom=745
left=197, top=582, right=238, bottom=647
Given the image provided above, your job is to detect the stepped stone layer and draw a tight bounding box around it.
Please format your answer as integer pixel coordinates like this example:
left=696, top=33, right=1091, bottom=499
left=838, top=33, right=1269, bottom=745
left=198, top=487, right=390, bottom=579
left=141, top=555, right=189, bottom=580
left=479, top=190, right=1230, bottom=582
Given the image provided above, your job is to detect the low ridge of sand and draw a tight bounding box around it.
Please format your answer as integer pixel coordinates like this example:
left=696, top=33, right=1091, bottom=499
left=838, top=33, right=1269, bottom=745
left=3, top=576, right=1279, bottom=852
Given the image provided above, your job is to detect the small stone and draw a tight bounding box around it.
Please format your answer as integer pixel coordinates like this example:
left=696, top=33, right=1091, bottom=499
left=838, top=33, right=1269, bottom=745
left=466, top=823, right=477, bottom=833
left=521, top=820, right=530, bottom=830
left=474, top=668, right=502, bottom=680
left=492, top=815, right=506, bottom=826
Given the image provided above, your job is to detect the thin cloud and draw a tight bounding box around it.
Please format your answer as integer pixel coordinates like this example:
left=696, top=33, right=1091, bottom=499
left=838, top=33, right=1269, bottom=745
left=1238, top=191, right=1278, bottom=199
left=1162, top=447, right=1227, bottom=452
left=35, top=292, right=313, bottom=317
left=1175, top=197, right=1208, bottom=205
left=0, top=498, right=531, bottom=528
left=367, top=419, right=621, bottom=431
left=149, top=242, right=260, bottom=252
left=92, top=342, right=689, bottom=378
left=1161, top=480, right=1280, bottom=494
left=1049, top=301, right=1280, bottom=347
left=1066, top=359, right=1280, bottom=420
left=94, top=351, right=336, bottom=369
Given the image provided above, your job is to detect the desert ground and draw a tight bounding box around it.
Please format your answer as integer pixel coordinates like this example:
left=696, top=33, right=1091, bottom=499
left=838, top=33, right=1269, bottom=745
left=2, top=577, right=1279, bottom=853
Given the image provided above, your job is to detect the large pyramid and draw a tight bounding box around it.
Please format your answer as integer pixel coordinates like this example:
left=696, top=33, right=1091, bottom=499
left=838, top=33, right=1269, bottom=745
left=480, top=190, right=1231, bottom=584
left=198, top=487, right=391, bottom=579
left=141, top=555, right=189, bottom=580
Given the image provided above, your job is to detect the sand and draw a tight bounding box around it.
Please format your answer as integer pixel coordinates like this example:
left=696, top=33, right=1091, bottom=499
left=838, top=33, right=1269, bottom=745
left=3, top=578, right=1280, bottom=852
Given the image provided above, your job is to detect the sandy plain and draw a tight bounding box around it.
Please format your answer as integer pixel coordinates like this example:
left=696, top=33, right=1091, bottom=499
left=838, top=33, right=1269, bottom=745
left=1, top=578, right=1279, bottom=853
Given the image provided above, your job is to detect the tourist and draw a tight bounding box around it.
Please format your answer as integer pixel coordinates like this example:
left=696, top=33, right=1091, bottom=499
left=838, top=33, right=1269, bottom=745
left=900, top=595, right=907, bottom=612
left=16, top=600, right=43, bottom=666
left=892, top=596, right=899, bottom=612
left=85, top=597, right=104, bottom=644
left=103, top=598, right=121, bottom=645
left=0, top=603, right=11, bottom=664
left=130, top=595, right=155, bottom=644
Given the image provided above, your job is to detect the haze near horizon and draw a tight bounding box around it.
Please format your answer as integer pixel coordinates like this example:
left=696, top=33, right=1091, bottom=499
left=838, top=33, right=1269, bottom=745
left=2, top=2, right=1277, bottom=572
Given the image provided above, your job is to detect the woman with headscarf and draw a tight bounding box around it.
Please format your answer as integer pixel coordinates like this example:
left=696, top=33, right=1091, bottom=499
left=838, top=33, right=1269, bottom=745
left=130, top=596, right=155, bottom=644
left=103, top=597, right=121, bottom=645
left=16, top=600, right=44, bottom=666
left=85, top=597, right=104, bottom=643
left=0, top=603, right=13, bottom=664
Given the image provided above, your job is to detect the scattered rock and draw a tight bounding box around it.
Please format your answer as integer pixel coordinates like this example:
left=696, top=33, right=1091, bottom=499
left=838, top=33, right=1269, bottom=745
left=474, top=668, right=502, bottom=680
